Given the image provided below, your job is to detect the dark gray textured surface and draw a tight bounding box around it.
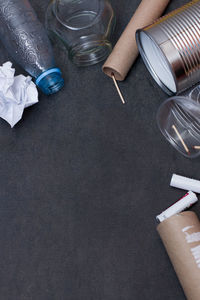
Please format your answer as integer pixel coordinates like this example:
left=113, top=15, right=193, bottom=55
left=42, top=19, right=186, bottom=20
left=0, top=0, right=198, bottom=299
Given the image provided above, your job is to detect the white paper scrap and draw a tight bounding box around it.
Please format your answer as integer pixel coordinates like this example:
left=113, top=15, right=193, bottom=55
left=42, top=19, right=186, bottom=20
left=0, top=61, right=38, bottom=127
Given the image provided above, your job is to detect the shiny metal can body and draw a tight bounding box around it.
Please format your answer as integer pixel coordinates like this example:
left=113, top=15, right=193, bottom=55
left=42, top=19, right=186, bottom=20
left=136, top=0, right=200, bottom=95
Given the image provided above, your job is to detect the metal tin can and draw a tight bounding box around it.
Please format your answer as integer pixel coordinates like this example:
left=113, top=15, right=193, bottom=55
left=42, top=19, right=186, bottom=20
left=136, top=0, right=200, bottom=95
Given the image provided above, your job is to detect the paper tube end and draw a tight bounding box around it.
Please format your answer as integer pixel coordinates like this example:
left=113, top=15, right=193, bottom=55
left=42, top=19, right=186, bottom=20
left=102, top=65, right=125, bottom=81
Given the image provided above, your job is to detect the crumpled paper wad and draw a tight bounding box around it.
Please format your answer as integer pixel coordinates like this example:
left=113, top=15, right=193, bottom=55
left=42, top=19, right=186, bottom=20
left=0, top=61, right=38, bottom=127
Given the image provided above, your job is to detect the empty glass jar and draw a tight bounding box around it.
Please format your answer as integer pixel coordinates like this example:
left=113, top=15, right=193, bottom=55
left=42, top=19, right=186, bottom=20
left=46, top=0, right=115, bottom=66
left=157, top=86, right=200, bottom=159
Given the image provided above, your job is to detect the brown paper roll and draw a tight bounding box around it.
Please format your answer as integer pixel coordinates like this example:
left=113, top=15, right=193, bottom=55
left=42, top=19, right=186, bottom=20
left=102, top=0, right=170, bottom=81
left=157, top=212, right=200, bottom=300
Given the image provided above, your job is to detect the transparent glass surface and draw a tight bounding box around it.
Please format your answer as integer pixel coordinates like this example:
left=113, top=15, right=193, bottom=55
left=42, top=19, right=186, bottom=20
left=45, top=0, right=115, bottom=66
left=189, top=85, right=200, bottom=103
left=157, top=95, right=200, bottom=158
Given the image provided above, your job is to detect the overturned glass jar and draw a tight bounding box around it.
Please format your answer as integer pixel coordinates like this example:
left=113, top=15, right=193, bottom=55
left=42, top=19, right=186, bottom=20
left=157, top=93, right=200, bottom=158
left=46, top=0, right=115, bottom=67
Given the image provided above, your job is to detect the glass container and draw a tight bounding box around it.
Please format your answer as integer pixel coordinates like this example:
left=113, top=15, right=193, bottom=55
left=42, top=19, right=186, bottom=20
left=157, top=89, right=200, bottom=158
left=46, top=0, right=115, bottom=66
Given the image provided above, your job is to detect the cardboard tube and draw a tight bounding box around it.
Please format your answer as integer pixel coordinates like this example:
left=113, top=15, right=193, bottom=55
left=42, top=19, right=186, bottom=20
left=102, top=0, right=170, bottom=81
left=157, top=211, right=200, bottom=300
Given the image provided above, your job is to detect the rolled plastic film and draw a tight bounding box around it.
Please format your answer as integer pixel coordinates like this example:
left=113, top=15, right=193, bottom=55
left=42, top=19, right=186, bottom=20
left=157, top=211, right=200, bottom=300
left=102, top=0, right=170, bottom=81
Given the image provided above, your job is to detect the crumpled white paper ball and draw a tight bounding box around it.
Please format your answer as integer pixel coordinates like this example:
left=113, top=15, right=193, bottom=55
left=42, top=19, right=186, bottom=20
left=0, top=61, right=38, bottom=127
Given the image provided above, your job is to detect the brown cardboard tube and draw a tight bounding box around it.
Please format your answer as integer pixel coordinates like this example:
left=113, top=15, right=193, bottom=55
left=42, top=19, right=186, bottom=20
left=102, top=0, right=170, bottom=81
left=157, top=212, right=200, bottom=300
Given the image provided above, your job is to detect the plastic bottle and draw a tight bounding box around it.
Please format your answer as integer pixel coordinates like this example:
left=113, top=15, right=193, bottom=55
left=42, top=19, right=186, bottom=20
left=0, top=0, right=64, bottom=95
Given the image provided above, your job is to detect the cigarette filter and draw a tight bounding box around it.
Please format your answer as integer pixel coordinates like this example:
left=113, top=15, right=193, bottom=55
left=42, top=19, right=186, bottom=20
left=102, top=0, right=170, bottom=81
left=156, top=191, right=198, bottom=223
left=157, top=211, right=200, bottom=300
left=170, top=174, right=200, bottom=194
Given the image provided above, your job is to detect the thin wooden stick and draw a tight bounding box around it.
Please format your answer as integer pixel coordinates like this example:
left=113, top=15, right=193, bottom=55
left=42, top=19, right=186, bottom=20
left=172, top=125, right=190, bottom=154
left=111, top=73, right=125, bottom=104
left=193, top=146, right=200, bottom=150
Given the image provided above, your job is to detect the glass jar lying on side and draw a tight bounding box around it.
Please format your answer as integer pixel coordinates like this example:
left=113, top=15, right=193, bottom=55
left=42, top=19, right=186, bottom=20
left=45, top=0, right=115, bottom=67
left=157, top=87, right=200, bottom=158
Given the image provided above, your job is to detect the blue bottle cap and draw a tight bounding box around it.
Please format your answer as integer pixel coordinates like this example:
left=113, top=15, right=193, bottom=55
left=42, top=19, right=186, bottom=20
left=36, top=68, right=64, bottom=95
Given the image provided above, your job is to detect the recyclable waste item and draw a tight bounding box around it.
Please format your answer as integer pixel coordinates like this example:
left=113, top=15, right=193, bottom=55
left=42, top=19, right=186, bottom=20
left=170, top=174, right=200, bottom=194
left=0, top=0, right=64, bottom=95
left=136, top=0, right=200, bottom=158
left=102, top=0, right=170, bottom=103
left=156, top=191, right=198, bottom=223
left=156, top=173, right=200, bottom=299
left=157, top=96, right=200, bottom=158
left=136, top=0, right=200, bottom=95
left=157, top=211, right=200, bottom=300
left=46, top=0, right=115, bottom=67
left=0, top=61, right=38, bottom=127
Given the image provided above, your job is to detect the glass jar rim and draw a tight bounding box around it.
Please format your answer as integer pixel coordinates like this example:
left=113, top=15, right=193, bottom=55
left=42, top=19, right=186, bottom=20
left=54, top=0, right=104, bottom=30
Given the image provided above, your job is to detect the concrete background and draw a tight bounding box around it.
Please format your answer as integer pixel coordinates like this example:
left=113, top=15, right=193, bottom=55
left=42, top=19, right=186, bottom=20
left=0, top=0, right=196, bottom=299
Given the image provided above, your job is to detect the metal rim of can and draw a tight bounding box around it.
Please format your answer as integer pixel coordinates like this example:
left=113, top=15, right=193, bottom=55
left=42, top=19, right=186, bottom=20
left=136, top=29, right=178, bottom=96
